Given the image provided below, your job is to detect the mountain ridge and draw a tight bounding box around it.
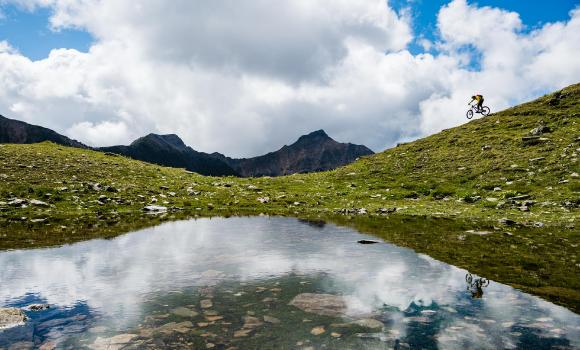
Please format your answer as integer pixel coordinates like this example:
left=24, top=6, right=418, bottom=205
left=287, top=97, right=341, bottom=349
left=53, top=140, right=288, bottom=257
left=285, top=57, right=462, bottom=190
left=0, top=114, right=373, bottom=177
left=0, top=114, right=87, bottom=149
left=210, top=129, right=374, bottom=177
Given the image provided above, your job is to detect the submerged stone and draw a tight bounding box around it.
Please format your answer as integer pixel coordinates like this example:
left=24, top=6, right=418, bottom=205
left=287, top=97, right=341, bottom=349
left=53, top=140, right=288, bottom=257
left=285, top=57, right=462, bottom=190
left=351, top=318, right=384, bottom=330
left=310, top=326, right=325, bottom=335
left=263, top=315, right=281, bottom=324
left=171, top=307, right=198, bottom=318
left=289, top=293, right=347, bottom=317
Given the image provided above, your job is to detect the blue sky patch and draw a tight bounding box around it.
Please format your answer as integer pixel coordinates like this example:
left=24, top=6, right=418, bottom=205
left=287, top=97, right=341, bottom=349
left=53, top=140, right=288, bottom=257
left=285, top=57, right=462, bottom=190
left=0, top=4, right=93, bottom=60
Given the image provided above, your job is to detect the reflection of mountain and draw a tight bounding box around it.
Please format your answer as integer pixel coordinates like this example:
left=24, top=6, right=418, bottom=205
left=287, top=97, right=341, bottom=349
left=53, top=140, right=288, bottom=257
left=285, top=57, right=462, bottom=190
left=0, top=217, right=578, bottom=348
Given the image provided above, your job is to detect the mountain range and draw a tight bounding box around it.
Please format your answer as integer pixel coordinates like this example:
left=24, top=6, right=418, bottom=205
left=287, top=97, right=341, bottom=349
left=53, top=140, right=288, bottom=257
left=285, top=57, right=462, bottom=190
left=0, top=114, right=373, bottom=177
left=211, top=130, right=373, bottom=177
left=0, top=114, right=86, bottom=149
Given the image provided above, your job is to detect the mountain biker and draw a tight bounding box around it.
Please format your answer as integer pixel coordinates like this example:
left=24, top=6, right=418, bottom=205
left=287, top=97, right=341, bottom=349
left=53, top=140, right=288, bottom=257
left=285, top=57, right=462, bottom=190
left=469, top=94, right=484, bottom=112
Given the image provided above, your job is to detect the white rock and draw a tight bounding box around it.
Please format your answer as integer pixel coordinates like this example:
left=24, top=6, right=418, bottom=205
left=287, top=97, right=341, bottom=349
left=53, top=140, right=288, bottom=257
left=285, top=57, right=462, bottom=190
left=142, top=205, right=167, bottom=212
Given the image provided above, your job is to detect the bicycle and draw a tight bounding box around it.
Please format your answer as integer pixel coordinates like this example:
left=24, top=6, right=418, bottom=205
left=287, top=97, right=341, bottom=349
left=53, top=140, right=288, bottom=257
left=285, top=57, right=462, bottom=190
left=466, top=103, right=490, bottom=119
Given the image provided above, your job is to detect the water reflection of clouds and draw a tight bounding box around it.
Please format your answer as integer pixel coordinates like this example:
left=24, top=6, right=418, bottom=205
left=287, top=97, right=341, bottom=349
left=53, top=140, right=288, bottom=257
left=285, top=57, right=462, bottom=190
left=0, top=217, right=578, bottom=348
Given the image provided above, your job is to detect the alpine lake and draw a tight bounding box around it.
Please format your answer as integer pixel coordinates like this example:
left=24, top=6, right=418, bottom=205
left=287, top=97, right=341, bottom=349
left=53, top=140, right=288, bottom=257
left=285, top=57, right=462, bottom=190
left=0, top=217, right=579, bottom=350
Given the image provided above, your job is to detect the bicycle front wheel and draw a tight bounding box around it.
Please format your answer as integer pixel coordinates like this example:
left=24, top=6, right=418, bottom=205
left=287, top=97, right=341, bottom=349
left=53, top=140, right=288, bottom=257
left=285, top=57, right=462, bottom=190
left=481, top=106, right=490, bottom=116
left=466, top=109, right=474, bottom=119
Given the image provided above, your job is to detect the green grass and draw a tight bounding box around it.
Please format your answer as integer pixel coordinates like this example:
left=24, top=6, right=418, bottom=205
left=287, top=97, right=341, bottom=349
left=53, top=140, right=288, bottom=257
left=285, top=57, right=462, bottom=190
left=0, top=83, right=578, bottom=312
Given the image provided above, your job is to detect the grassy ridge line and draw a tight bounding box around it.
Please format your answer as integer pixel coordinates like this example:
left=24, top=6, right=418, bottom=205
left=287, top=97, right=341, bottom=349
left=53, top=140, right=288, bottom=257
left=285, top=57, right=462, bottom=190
left=0, top=83, right=578, bottom=311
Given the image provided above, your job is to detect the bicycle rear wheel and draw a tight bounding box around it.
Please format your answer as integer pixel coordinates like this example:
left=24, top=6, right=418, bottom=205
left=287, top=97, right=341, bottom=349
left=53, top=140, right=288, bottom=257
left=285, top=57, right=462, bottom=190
left=466, top=109, right=474, bottom=119
left=481, top=106, right=490, bottom=116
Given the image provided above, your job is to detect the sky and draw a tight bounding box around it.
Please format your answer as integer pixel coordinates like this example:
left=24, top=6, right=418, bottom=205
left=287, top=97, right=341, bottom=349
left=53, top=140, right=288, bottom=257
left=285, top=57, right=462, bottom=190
left=0, top=0, right=579, bottom=157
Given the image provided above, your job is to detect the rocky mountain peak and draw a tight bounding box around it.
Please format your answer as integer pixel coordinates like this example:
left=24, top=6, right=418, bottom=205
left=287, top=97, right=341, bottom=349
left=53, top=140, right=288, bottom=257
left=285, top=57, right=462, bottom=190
left=296, top=129, right=330, bottom=143
left=132, top=133, right=187, bottom=150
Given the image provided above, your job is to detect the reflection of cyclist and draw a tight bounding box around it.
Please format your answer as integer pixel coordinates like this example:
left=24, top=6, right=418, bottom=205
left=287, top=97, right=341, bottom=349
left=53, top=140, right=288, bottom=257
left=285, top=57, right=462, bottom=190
left=466, top=273, right=489, bottom=299
left=469, top=94, right=484, bottom=112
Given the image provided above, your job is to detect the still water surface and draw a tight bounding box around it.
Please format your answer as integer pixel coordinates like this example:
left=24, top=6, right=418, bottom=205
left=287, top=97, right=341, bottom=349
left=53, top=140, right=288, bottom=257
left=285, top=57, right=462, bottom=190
left=0, top=217, right=579, bottom=349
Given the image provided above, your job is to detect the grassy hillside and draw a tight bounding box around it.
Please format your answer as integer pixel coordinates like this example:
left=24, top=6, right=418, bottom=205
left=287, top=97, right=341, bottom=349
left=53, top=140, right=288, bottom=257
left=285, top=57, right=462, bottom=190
left=0, top=83, right=578, bottom=311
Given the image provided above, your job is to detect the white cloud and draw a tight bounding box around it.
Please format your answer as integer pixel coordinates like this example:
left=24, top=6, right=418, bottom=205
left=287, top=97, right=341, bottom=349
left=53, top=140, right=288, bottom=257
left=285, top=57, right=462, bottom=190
left=0, top=0, right=579, bottom=156
left=66, top=120, right=130, bottom=146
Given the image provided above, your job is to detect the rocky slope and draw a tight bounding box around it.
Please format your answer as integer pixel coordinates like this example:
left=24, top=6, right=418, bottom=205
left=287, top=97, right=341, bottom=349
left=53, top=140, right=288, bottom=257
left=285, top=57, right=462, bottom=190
left=212, top=130, right=374, bottom=177
left=100, top=134, right=238, bottom=177
left=0, top=114, right=86, bottom=148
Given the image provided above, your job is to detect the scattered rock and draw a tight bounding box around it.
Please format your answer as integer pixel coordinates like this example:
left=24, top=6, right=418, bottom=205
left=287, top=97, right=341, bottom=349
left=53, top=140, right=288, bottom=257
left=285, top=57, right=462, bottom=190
left=376, top=207, right=396, bottom=214
left=264, top=315, right=281, bottom=324
left=499, top=218, right=516, bottom=226
left=200, top=299, right=213, bottom=309
left=171, top=307, right=198, bottom=318
left=29, top=199, right=49, bottom=207
left=242, top=316, right=263, bottom=329
left=522, top=136, right=546, bottom=146
left=105, top=186, right=119, bottom=193
left=529, top=157, right=545, bottom=163
left=142, top=205, right=168, bottom=213
left=233, top=329, right=254, bottom=338
left=90, top=333, right=137, bottom=350
left=155, top=321, right=194, bottom=334
left=205, top=315, right=223, bottom=322
left=529, top=125, right=552, bottom=136
left=310, top=326, right=326, bottom=335
left=465, top=230, right=492, bottom=235
left=351, top=318, right=384, bottom=330
left=25, top=304, right=50, bottom=311
left=257, top=197, right=270, bottom=204
left=357, top=240, right=379, bottom=244
left=8, top=198, right=27, bottom=207
left=289, top=293, right=347, bottom=317
left=0, top=307, right=27, bottom=329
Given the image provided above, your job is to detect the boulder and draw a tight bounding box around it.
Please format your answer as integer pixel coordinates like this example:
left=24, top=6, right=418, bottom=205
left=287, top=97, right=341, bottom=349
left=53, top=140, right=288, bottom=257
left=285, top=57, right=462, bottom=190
left=0, top=308, right=27, bottom=329
left=376, top=207, right=396, bottom=214
left=529, top=125, right=552, bottom=136
left=8, top=198, right=27, bottom=207
left=29, top=200, right=49, bottom=207
left=142, top=205, right=168, bottom=213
